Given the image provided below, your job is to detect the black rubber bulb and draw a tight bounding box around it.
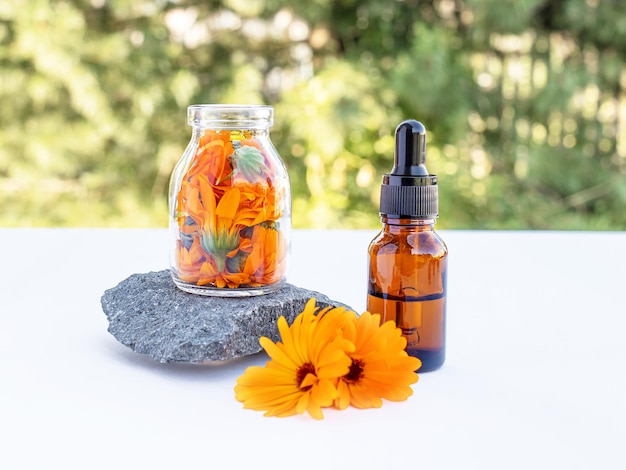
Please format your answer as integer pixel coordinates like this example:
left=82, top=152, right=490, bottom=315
left=391, top=120, right=429, bottom=177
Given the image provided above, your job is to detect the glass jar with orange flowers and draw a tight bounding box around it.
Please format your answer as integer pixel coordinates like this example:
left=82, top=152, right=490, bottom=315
left=169, top=105, right=291, bottom=296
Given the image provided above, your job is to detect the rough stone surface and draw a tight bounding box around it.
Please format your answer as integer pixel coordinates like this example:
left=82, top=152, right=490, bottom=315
left=101, top=270, right=353, bottom=363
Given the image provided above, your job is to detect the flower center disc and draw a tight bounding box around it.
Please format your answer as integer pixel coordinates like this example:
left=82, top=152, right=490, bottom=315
left=344, top=359, right=364, bottom=384
left=296, top=363, right=316, bottom=391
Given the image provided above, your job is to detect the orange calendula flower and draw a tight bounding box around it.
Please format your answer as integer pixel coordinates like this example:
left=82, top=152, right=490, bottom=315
left=235, top=299, right=423, bottom=419
left=234, top=298, right=355, bottom=419
left=334, top=311, right=422, bottom=410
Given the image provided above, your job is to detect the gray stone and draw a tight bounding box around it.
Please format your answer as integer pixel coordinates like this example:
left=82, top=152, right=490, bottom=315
left=101, top=270, right=353, bottom=363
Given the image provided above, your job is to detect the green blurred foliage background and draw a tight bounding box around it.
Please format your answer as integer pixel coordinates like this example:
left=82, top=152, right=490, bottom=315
left=1, top=0, right=625, bottom=229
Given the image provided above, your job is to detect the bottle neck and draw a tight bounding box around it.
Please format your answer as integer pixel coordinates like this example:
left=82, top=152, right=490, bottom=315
left=381, top=216, right=436, bottom=232
left=193, top=126, right=270, bottom=133
left=192, top=127, right=270, bottom=139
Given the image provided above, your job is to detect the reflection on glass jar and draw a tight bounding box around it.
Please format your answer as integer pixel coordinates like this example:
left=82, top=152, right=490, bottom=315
left=169, top=105, right=291, bottom=296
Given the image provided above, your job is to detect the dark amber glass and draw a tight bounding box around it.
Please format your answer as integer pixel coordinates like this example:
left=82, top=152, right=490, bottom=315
left=367, top=218, right=447, bottom=372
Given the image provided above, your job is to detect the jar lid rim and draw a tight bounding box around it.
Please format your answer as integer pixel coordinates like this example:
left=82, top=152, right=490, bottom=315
left=187, top=104, right=273, bottom=129
left=188, top=104, right=272, bottom=109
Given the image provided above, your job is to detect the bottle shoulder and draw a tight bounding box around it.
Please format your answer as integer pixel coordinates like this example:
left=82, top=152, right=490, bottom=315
left=369, top=227, right=447, bottom=257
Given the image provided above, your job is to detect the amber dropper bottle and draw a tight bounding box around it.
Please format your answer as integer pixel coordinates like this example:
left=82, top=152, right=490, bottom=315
left=367, top=120, right=448, bottom=372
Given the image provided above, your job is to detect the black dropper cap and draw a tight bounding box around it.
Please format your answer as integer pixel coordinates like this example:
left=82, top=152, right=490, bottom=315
left=379, top=120, right=438, bottom=219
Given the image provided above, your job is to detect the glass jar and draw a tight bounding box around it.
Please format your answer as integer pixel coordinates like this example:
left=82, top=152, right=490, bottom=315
left=169, top=104, right=291, bottom=296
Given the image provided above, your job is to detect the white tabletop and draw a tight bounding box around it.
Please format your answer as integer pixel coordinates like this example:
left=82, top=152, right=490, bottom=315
left=1, top=228, right=625, bottom=469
